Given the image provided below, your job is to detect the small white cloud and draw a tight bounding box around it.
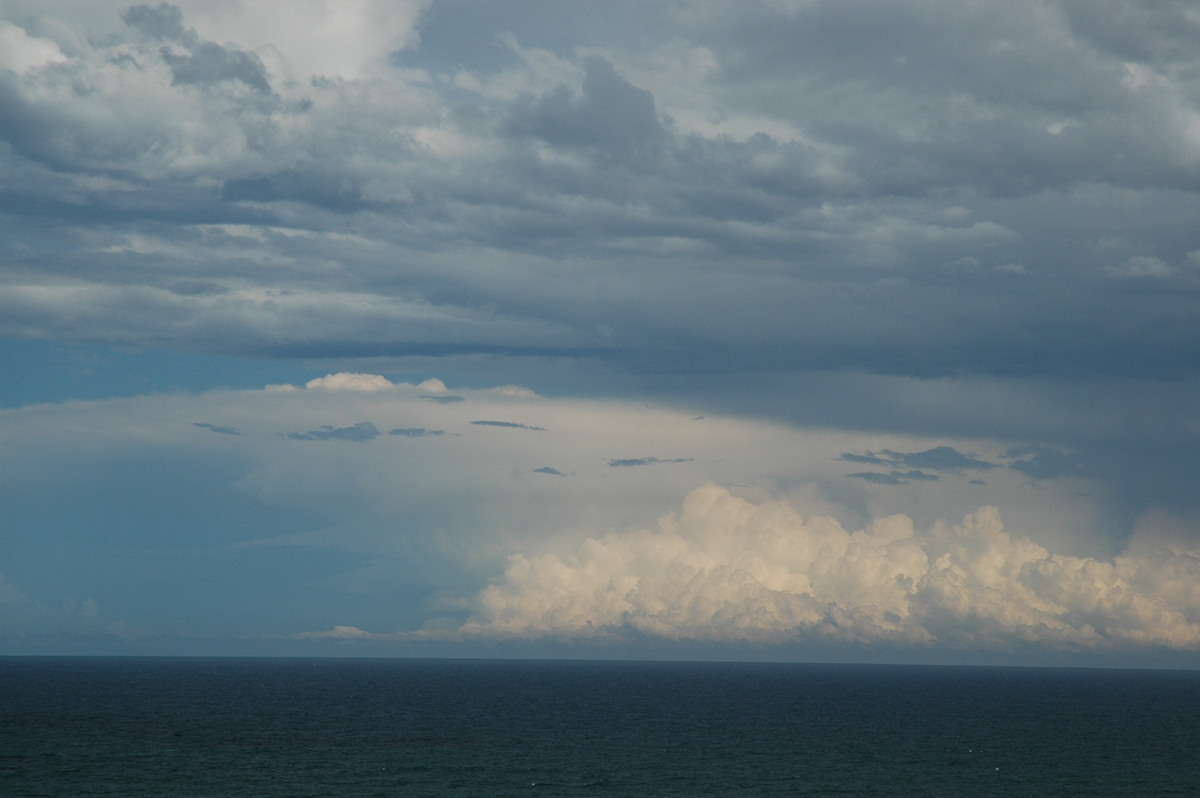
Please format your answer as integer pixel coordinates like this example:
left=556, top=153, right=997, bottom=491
left=61, top=596, right=100, bottom=618
left=107, top=620, right=151, bottom=643
left=280, top=625, right=381, bottom=640
left=299, top=624, right=377, bottom=639
left=1108, top=256, right=1174, bottom=278
left=416, top=377, right=449, bottom=393
left=0, top=572, right=32, bottom=608
left=490, top=384, right=538, bottom=398
left=305, top=373, right=395, bottom=391
left=994, top=263, right=1027, bottom=275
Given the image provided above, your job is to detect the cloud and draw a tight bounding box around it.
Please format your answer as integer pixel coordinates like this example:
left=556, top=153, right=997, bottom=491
left=3, top=0, right=1200, bottom=658
left=848, top=470, right=940, bottom=485
left=3, top=372, right=1195, bottom=657
left=461, top=484, right=1200, bottom=650
left=842, top=447, right=997, bottom=474
left=193, top=422, right=242, bottom=435
left=840, top=452, right=891, bottom=466
left=0, top=21, right=67, bottom=72
left=505, top=55, right=665, bottom=167
left=0, top=570, right=115, bottom=639
left=305, top=373, right=395, bottom=392
left=123, top=0, right=428, bottom=82
left=847, top=445, right=1095, bottom=485
left=4, top=0, right=1200, bottom=390
left=1004, top=446, right=1092, bottom=481
left=286, top=421, right=380, bottom=442
left=1108, top=255, right=1175, bottom=279
left=416, top=378, right=465, bottom=403
left=0, top=572, right=33, bottom=610
left=123, top=4, right=274, bottom=94
left=222, top=167, right=363, bottom=209
left=122, top=3, right=192, bottom=42
left=471, top=420, right=546, bottom=431
left=608, top=457, right=695, bottom=467
left=421, top=395, right=465, bottom=404
left=290, top=624, right=377, bottom=640
left=848, top=472, right=907, bottom=485
left=389, top=427, right=446, bottom=437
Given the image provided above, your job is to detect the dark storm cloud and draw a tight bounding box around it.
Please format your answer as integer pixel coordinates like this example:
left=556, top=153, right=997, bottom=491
left=286, top=422, right=380, bottom=442
left=5, top=0, right=1200, bottom=386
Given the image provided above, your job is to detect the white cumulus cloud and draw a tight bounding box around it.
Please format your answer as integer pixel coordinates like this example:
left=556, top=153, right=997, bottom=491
left=461, top=484, right=1200, bottom=651
left=304, top=372, right=395, bottom=391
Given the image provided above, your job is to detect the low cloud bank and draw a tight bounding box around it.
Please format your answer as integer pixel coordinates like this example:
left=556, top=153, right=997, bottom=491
left=461, top=485, right=1200, bottom=651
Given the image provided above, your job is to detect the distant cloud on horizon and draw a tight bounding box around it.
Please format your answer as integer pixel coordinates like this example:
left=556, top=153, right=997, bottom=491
left=459, top=484, right=1200, bottom=652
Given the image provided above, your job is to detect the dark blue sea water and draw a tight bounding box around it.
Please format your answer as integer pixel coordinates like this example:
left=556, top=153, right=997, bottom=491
left=2, top=657, right=1198, bottom=797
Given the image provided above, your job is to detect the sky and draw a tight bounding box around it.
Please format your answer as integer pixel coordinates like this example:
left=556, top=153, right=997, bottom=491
left=2, top=0, right=1199, bottom=668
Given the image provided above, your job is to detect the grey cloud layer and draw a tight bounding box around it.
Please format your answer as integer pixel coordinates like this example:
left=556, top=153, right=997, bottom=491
left=2, top=1, right=1199, bottom=381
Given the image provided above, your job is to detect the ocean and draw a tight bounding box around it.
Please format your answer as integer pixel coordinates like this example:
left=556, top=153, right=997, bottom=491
left=2, top=657, right=1198, bottom=796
